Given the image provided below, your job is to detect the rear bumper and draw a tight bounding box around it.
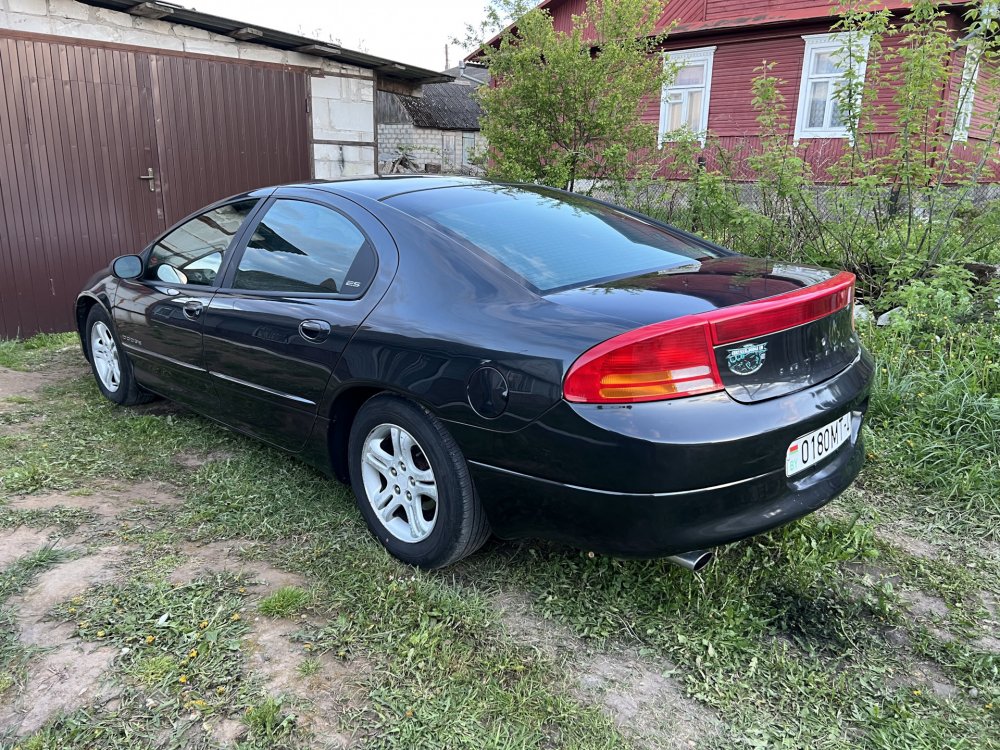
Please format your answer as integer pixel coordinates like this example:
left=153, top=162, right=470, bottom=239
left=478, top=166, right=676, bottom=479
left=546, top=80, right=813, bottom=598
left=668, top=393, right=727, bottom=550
left=453, top=347, right=873, bottom=557
left=469, top=416, right=864, bottom=557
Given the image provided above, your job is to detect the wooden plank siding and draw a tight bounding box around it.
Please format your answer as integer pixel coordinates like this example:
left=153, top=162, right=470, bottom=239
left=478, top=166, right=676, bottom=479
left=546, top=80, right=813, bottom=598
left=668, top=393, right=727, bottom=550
left=541, top=0, right=998, bottom=183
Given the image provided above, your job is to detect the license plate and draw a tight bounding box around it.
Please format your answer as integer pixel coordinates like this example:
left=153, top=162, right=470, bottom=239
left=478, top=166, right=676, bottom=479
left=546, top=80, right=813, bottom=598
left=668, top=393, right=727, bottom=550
left=785, top=413, right=852, bottom=477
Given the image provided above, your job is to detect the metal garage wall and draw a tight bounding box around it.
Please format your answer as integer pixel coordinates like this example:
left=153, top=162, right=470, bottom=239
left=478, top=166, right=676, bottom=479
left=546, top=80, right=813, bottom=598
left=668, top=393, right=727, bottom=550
left=148, top=53, right=310, bottom=227
left=0, top=33, right=311, bottom=338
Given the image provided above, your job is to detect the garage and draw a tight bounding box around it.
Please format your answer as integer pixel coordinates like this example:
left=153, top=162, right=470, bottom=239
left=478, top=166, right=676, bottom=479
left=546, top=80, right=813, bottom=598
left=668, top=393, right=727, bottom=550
left=0, top=0, right=445, bottom=338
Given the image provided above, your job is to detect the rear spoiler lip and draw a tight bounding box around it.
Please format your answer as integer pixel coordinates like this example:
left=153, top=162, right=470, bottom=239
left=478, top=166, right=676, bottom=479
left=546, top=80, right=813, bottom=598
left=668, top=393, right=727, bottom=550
left=562, top=271, right=856, bottom=403
left=707, top=271, right=855, bottom=345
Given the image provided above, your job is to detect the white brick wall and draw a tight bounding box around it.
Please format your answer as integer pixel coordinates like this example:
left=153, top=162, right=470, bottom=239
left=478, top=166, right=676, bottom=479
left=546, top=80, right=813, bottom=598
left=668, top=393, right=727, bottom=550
left=0, top=0, right=379, bottom=178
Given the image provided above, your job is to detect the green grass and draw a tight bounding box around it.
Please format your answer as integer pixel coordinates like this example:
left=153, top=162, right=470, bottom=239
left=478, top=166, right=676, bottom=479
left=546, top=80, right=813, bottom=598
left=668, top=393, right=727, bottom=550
left=0, top=332, right=78, bottom=371
left=0, top=546, right=69, bottom=602
left=58, top=571, right=252, bottom=711
left=1, top=318, right=998, bottom=749
left=0, top=504, right=96, bottom=531
left=296, top=657, right=321, bottom=677
left=243, top=696, right=297, bottom=745
left=258, top=586, right=312, bottom=618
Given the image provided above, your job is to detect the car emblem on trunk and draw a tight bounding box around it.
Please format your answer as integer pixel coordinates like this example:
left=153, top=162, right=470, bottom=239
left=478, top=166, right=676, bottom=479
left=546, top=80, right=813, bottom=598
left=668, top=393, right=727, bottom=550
left=726, top=342, right=768, bottom=376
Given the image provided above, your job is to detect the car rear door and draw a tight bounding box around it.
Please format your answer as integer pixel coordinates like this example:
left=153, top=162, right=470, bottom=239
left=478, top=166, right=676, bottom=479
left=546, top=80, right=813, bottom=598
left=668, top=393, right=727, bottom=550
left=201, top=188, right=398, bottom=451
left=114, top=198, right=263, bottom=410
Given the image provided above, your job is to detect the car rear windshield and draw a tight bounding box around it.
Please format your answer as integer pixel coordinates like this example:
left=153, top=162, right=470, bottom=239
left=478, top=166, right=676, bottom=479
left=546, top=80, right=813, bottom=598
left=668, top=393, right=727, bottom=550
left=386, top=185, right=723, bottom=293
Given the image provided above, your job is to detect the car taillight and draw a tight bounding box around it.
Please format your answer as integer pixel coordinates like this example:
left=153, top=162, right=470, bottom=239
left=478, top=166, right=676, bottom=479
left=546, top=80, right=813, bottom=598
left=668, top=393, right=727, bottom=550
left=563, top=320, right=723, bottom=403
left=564, top=272, right=855, bottom=404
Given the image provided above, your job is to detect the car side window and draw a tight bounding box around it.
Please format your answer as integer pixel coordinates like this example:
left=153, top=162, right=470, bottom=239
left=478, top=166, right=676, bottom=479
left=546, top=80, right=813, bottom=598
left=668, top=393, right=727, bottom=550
left=232, top=200, right=376, bottom=295
left=145, top=200, right=258, bottom=286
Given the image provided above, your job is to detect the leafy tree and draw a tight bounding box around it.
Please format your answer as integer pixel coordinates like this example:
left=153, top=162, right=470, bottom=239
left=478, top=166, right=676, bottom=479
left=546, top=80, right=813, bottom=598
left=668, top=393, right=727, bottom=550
left=465, top=0, right=671, bottom=191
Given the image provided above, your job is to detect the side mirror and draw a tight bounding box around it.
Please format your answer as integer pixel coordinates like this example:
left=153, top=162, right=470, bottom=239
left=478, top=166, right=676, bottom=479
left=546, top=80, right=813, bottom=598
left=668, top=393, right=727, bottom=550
left=112, top=255, right=143, bottom=280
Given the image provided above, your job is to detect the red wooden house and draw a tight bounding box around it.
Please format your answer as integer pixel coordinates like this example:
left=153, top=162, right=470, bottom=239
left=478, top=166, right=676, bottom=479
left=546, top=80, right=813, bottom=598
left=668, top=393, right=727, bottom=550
left=485, top=1, right=997, bottom=181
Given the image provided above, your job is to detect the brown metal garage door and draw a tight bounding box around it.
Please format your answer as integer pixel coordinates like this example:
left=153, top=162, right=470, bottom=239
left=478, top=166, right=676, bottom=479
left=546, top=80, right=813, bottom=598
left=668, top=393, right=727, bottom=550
left=0, top=33, right=311, bottom=338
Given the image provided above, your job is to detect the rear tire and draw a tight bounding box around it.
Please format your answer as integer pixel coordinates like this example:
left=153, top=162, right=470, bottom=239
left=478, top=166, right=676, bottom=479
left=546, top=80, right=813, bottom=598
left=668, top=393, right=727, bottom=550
left=85, top=305, right=154, bottom=406
left=348, top=394, right=490, bottom=569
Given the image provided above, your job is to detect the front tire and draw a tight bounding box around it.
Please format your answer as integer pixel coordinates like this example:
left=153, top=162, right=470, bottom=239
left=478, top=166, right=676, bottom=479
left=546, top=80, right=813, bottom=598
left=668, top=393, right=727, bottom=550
left=85, top=305, right=154, bottom=406
left=348, top=394, right=490, bottom=568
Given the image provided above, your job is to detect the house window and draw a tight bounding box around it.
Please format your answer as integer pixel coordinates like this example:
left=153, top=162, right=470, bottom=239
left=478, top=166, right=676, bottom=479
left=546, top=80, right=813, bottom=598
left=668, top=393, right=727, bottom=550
left=659, top=46, right=716, bottom=146
left=954, top=47, right=981, bottom=142
left=793, top=33, right=870, bottom=140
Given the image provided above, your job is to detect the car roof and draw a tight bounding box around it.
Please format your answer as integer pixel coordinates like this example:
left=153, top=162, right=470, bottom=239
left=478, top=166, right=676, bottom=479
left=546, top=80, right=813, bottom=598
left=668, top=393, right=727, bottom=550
left=281, top=175, right=488, bottom=202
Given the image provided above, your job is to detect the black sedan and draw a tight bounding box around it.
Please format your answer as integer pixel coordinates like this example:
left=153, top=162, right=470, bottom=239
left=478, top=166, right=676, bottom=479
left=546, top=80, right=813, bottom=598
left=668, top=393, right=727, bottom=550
left=76, top=177, right=873, bottom=570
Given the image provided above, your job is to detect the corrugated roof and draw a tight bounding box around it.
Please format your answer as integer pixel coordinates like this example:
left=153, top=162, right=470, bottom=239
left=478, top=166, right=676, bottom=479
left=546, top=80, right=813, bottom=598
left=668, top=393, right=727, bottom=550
left=397, top=82, right=483, bottom=130
left=77, top=0, right=452, bottom=83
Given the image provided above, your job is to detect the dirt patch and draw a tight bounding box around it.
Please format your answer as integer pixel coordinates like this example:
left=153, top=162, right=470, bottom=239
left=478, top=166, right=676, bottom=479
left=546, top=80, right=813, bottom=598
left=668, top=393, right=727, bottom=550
left=578, top=652, right=713, bottom=748
left=173, top=450, right=235, bottom=470
left=897, top=661, right=959, bottom=700
left=11, top=546, right=126, bottom=646
left=495, top=593, right=719, bottom=750
left=205, top=717, right=246, bottom=746
left=880, top=528, right=940, bottom=560
left=0, top=640, right=116, bottom=735
left=973, top=633, right=1000, bottom=653
left=168, top=541, right=304, bottom=592
left=242, top=618, right=357, bottom=748
left=1, top=543, right=126, bottom=738
left=0, top=526, right=58, bottom=568
left=0, top=367, right=51, bottom=403
left=8, top=482, right=182, bottom=521
left=169, top=541, right=359, bottom=747
left=902, top=590, right=951, bottom=620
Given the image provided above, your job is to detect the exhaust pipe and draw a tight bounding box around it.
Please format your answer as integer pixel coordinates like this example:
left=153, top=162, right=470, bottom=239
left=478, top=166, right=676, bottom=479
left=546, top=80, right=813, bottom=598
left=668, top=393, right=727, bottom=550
left=666, top=549, right=714, bottom=572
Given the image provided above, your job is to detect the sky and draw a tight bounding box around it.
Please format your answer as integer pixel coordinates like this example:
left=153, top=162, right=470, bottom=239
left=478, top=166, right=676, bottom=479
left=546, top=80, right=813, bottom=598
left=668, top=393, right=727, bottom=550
left=186, top=0, right=492, bottom=72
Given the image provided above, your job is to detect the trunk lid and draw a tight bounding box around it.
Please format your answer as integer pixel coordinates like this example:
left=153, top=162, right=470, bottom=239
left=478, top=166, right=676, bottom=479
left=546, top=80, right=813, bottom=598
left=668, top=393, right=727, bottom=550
left=549, top=257, right=860, bottom=403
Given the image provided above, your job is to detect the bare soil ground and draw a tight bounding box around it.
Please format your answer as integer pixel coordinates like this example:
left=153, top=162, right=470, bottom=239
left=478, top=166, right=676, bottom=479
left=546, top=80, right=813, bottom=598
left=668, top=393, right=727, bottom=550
left=495, top=593, right=719, bottom=750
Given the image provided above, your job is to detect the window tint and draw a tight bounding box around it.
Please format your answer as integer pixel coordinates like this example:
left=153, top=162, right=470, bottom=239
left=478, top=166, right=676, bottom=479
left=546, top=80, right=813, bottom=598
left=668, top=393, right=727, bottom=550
left=387, top=185, right=722, bottom=293
left=145, top=200, right=257, bottom=286
left=233, top=200, right=374, bottom=295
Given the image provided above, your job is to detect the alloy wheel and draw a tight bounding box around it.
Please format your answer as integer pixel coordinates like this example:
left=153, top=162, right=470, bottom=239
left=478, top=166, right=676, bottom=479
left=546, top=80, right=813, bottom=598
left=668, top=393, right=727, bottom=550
left=360, top=422, right=439, bottom=543
left=90, top=321, right=121, bottom=393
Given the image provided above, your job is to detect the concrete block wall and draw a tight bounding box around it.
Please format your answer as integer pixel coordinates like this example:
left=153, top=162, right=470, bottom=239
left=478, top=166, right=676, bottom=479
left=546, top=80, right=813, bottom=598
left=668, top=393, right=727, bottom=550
left=311, top=73, right=377, bottom=179
left=379, top=123, right=485, bottom=174
left=0, top=0, right=378, bottom=178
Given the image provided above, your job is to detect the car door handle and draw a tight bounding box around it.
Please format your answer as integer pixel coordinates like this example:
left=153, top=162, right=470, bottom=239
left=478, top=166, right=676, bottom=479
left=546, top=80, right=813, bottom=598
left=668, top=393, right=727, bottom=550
left=298, top=319, right=331, bottom=342
left=182, top=300, right=203, bottom=320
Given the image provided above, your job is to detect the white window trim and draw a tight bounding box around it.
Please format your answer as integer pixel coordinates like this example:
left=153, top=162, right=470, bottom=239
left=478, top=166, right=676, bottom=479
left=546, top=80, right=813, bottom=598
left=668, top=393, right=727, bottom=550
left=954, top=47, right=981, bottom=142
left=793, top=32, right=870, bottom=141
left=659, top=46, right=716, bottom=147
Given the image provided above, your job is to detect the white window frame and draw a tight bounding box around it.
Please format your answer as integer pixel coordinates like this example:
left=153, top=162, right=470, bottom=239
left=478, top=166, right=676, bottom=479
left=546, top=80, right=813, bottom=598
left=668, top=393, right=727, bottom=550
left=954, top=47, right=982, bottom=142
left=659, top=46, right=716, bottom=147
left=793, top=32, right=870, bottom=141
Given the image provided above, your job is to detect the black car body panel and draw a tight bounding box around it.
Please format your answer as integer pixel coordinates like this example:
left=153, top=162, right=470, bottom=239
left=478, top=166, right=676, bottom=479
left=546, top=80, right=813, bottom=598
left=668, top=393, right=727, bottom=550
left=76, top=176, right=874, bottom=559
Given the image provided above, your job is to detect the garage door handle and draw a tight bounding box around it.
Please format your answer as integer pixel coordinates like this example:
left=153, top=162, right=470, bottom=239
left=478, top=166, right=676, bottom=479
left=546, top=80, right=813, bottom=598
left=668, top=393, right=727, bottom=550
left=182, top=300, right=203, bottom=320
left=299, top=319, right=331, bottom=342
left=139, top=167, right=155, bottom=192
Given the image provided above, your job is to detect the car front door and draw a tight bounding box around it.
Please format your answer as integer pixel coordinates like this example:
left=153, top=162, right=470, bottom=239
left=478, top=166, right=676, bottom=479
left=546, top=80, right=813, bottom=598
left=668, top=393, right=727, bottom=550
left=201, top=189, right=397, bottom=451
left=114, top=198, right=262, bottom=410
